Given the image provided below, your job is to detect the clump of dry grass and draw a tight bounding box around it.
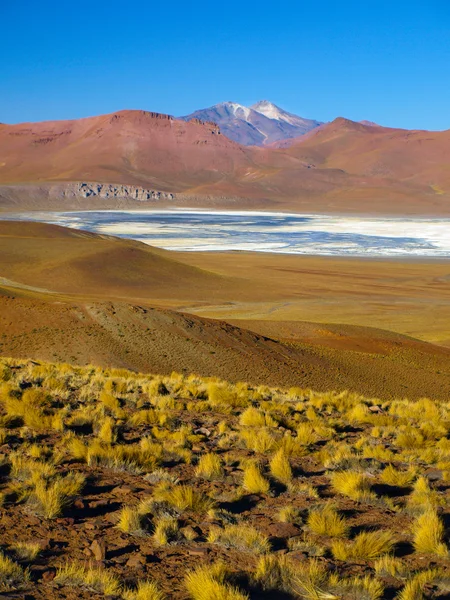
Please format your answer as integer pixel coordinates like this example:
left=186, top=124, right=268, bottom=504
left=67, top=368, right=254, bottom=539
left=195, top=453, right=223, bottom=480
left=0, top=552, right=30, bottom=591
left=330, top=470, right=375, bottom=502
left=123, top=580, right=165, bottom=600
left=208, top=524, right=270, bottom=554
left=27, top=472, right=85, bottom=519
left=153, top=516, right=179, bottom=546
left=12, top=542, right=41, bottom=562
left=332, top=530, right=395, bottom=560
left=185, top=562, right=249, bottom=600
left=412, top=509, right=448, bottom=556
left=278, top=505, right=302, bottom=524
left=307, top=503, right=349, bottom=538
left=269, top=448, right=292, bottom=483
left=374, top=555, right=408, bottom=578
left=380, top=464, right=416, bottom=487
left=117, top=507, right=146, bottom=536
left=54, top=561, right=121, bottom=595
left=154, top=484, right=215, bottom=513
left=242, top=462, right=270, bottom=494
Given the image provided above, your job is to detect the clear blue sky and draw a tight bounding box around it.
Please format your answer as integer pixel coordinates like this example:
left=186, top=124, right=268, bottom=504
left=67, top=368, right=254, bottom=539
left=2, top=0, right=450, bottom=130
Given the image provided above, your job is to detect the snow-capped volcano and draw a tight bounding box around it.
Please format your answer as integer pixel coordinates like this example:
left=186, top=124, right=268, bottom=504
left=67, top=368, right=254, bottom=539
left=179, top=101, right=322, bottom=146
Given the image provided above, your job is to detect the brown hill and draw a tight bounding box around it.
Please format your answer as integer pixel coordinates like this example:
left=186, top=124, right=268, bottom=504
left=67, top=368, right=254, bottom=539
left=0, top=221, right=253, bottom=303
left=283, top=117, right=450, bottom=191
left=1, top=111, right=449, bottom=214
left=0, top=221, right=449, bottom=399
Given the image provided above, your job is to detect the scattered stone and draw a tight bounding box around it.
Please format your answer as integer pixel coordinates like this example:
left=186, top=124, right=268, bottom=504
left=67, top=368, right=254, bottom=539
left=89, top=499, right=109, bottom=509
left=126, top=554, right=146, bottom=568
left=267, top=522, right=301, bottom=538
left=195, top=427, right=211, bottom=437
left=74, top=499, right=85, bottom=509
left=91, top=538, right=106, bottom=561
left=42, top=568, right=56, bottom=582
left=188, top=547, right=209, bottom=557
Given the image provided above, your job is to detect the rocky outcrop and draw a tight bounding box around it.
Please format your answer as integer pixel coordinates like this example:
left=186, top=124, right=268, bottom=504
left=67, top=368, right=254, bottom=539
left=77, top=182, right=175, bottom=202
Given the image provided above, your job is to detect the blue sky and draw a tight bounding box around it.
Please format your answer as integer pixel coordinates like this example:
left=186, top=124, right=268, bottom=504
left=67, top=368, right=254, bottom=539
left=2, top=0, right=449, bottom=129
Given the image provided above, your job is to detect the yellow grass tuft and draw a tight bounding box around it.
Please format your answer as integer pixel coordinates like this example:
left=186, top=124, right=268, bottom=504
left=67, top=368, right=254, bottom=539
left=278, top=506, right=302, bottom=524
left=123, top=580, right=165, bottom=600
left=154, top=484, right=215, bottom=513
left=117, top=507, right=146, bottom=536
left=269, top=449, right=292, bottom=483
left=195, top=453, right=223, bottom=480
left=380, top=465, right=416, bottom=487
left=208, top=524, right=270, bottom=554
left=412, top=509, right=448, bottom=556
left=12, top=541, right=41, bottom=561
left=396, top=569, right=440, bottom=600
left=54, top=561, right=121, bottom=595
left=153, top=516, right=179, bottom=546
left=374, top=555, right=408, bottom=578
left=27, top=472, right=85, bottom=519
left=307, top=504, right=349, bottom=538
left=332, top=530, right=395, bottom=561
left=242, top=462, right=270, bottom=494
left=330, top=470, right=375, bottom=501
left=0, top=551, right=30, bottom=591
left=185, top=562, right=249, bottom=600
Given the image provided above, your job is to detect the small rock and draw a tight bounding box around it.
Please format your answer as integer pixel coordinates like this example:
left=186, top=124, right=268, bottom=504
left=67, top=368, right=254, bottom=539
left=89, top=499, right=109, bottom=509
left=195, top=427, right=211, bottom=437
left=85, top=522, right=96, bottom=530
left=91, top=539, right=106, bottom=561
left=188, top=547, right=209, bottom=557
left=74, top=499, right=85, bottom=510
left=42, top=569, right=56, bottom=582
left=56, top=517, right=75, bottom=526
left=288, top=550, right=307, bottom=562
left=267, top=522, right=300, bottom=538
left=83, top=548, right=93, bottom=557
left=126, top=554, right=146, bottom=568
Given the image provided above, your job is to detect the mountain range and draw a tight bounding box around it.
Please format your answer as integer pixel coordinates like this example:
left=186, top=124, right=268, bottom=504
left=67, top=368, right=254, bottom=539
left=180, top=100, right=322, bottom=146
left=0, top=107, right=449, bottom=215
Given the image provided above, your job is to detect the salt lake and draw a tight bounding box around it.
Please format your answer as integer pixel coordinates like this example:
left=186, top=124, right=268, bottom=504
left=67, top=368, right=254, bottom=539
left=3, top=210, right=450, bottom=257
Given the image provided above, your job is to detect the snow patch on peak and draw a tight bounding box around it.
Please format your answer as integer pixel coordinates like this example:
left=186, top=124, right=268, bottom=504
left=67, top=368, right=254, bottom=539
left=220, top=102, right=251, bottom=120
left=252, top=100, right=284, bottom=121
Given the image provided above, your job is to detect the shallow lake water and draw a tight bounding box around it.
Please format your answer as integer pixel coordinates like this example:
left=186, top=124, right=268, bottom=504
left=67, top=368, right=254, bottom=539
left=3, top=210, right=450, bottom=257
